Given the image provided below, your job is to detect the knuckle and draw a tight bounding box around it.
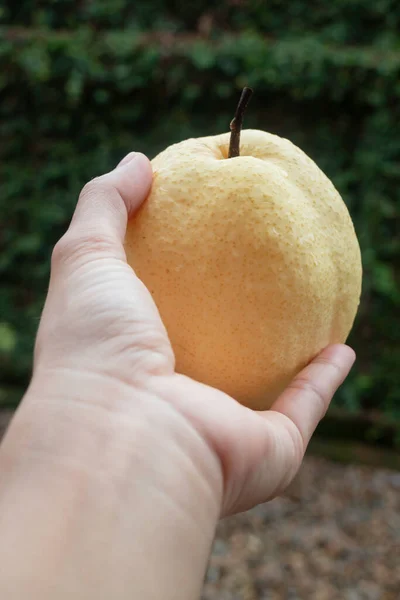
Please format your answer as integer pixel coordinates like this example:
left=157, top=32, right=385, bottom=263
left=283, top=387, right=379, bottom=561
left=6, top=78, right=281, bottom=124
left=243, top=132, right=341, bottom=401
left=112, top=323, right=175, bottom=380
left=129, top=335, right=174, bottom=378
left=273, top=413, right=305, bottom=469
left=288, top=376, right=328, bottom=417
left=135, top=348, right=173, bottom=379
left=314, top=356, right=341, bottom=375
left=51, top=231, right=116, bottom=270
left=51, top=234, right=72, bottom=268
left=286, top=419, right=305, bottom=463
left=79, top=175, right=110, bottom=201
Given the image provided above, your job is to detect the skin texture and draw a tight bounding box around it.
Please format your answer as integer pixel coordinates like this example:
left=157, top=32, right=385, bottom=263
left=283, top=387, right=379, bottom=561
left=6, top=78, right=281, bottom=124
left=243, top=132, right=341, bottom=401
left=0, top=154, right=356, bottom=600
left=125, top=130, right=362, bottom=409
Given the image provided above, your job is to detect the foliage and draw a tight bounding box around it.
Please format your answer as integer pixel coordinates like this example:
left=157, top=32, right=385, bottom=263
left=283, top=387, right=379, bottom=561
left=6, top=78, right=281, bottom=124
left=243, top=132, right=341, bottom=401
left=0, top=1, right=399, bottom=421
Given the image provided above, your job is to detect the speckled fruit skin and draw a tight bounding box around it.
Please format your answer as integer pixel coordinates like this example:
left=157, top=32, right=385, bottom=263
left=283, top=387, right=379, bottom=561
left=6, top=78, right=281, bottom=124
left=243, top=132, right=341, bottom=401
left=125, top=129, right=362, bottom=410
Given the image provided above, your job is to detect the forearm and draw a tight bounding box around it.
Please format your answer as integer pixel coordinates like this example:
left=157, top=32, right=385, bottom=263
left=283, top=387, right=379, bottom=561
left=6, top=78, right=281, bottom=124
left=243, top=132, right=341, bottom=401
left=0, top=372, right=222, bottom=600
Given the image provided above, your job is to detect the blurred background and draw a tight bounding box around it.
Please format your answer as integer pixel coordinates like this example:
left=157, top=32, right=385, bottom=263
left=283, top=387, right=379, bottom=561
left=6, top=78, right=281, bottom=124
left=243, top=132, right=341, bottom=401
left=0, top=1, right=399, bottom=598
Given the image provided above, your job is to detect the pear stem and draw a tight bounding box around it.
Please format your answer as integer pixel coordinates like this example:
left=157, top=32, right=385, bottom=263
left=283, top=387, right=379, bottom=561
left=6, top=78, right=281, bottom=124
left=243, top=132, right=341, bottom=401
left=228, top=87, right=253, bottom=159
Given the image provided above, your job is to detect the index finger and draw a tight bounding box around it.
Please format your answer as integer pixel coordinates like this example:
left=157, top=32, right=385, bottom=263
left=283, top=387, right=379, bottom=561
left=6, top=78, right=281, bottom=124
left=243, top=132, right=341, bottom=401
left=269, top=344, right=356, bottom=449
left=70, top=152, right=153, bottom=242
left=50, top=152, right=152, bottom=272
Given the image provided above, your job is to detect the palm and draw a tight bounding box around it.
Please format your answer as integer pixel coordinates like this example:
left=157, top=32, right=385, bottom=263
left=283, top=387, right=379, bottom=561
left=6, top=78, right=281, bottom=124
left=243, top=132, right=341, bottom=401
left=149, top=372, right=303, bottom=516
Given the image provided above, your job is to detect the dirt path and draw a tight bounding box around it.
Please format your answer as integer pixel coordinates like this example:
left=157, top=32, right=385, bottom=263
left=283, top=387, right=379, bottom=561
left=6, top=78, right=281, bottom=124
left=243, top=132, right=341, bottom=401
left=204, top=457, right=400, bottom=600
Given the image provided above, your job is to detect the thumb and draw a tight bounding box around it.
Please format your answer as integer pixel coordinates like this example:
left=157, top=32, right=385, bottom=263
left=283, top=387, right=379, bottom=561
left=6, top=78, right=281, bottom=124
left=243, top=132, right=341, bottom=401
left=52, top=152, right=152, bottom=270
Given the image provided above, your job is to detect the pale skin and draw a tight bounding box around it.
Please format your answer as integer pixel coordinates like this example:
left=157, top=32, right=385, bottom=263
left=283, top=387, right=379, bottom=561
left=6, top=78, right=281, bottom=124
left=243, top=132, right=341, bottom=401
left=0, top=152, right=355, bottom=599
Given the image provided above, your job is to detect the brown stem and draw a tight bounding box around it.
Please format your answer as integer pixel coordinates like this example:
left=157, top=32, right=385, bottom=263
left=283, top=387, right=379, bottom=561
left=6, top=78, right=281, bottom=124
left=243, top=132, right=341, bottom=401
left=228, top=87, right=253, bottom=158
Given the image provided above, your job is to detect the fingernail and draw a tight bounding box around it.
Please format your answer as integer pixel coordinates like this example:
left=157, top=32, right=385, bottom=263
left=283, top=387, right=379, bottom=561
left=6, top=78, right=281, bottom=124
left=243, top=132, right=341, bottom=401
left=116, top=152, right=138, bottom=169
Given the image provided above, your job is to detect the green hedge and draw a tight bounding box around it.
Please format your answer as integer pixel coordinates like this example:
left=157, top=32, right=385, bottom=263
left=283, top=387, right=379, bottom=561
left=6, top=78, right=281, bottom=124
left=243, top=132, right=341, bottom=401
left=2, top=0, right=400, bottom=44
left=0, top=1, right=399, bottom=422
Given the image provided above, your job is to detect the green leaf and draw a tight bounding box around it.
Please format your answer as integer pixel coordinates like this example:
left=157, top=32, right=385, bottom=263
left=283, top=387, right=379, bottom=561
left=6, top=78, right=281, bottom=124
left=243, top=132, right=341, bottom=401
left=0, top=323, right=17, bottom=354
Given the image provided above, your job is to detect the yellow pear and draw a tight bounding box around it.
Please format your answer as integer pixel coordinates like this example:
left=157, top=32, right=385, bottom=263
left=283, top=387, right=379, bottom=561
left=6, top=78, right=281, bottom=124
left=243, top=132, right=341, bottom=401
left=125, top=95, right=362, bottom=410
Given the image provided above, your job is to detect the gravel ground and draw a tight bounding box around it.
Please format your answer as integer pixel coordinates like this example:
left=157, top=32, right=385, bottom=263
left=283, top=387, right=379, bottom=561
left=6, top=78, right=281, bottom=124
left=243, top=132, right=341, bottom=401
left=204, top=457, right=400, bottom=600
left=1, top=412, right=399, bottom=599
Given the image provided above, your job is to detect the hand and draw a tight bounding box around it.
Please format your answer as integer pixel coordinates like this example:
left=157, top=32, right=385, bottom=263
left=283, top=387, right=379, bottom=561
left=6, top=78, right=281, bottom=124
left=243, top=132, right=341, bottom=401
left=34, top=149, right=354, bottom=514
left=0, top=152, right=355, bottom=599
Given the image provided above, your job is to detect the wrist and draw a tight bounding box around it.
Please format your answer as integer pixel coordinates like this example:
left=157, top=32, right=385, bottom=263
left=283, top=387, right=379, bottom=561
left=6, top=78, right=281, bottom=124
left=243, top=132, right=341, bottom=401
left=0, top=369, right=222, bottom=599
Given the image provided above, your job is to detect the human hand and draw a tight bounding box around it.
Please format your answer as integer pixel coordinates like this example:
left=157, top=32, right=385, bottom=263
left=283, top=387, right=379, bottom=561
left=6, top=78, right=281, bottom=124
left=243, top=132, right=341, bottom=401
left=0, top=152, right=355, bottom=599
left=34, top=149, right=354, bottom=514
